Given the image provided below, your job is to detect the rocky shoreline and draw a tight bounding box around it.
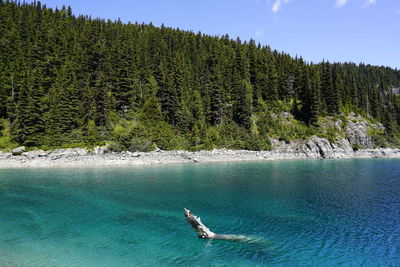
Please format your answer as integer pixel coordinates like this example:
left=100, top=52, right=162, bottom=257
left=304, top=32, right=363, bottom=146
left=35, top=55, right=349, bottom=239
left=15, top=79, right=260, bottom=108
left=1, top=136, right=399, bottom=169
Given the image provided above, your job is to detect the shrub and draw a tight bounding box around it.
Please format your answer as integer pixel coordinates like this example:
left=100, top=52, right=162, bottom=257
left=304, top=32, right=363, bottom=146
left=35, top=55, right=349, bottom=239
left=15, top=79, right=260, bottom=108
left=149, top=121, right=187, bottom=150
left=352, top=143, right=362, bottom=151
left=0, top=119, right=18, bottom=151
left=129, top=139, right=156, bottom=152
left=243, top=135, right=271, bottom=151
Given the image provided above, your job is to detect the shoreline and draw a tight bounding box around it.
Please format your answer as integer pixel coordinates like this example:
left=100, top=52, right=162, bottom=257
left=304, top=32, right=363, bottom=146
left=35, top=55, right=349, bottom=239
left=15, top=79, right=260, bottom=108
left=1, top=143, right=400, bottom=169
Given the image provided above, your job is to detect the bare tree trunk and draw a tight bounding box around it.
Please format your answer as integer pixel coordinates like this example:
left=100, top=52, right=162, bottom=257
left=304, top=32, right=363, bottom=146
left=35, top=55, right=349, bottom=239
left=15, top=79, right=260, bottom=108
left=184, top=208, right=251, bottom=242
left=184, top=208, right=215, bottom=239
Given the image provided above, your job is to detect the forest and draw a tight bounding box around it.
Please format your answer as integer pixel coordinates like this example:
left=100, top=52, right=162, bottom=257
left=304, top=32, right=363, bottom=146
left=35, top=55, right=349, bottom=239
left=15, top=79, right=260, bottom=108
left=1, top=1, right=400, bottom=151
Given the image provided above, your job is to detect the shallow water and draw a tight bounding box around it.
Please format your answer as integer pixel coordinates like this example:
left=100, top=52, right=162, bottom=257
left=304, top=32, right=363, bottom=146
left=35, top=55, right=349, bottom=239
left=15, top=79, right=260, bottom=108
left=0, top=159, right=399, bottom=266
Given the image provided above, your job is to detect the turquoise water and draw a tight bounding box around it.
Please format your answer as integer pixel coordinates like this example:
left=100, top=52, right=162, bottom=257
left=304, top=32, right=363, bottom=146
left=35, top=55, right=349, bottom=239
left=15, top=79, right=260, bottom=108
left=0, top=159, right=399, bottom=266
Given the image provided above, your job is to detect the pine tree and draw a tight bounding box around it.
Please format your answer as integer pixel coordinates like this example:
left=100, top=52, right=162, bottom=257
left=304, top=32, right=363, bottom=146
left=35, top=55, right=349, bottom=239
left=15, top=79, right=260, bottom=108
left=208, top=74, right=224, bottom=126
left=232, top=76, right=253, bottom=130
left=160, top=70, right=180, bottom=125
left=264, top=55, right=279, bottom=102
left=46, top=60, right=80, bottom=145
left=206, top=47, right=225, bottom=126
left=321, top=62, right=339, bottom=114
left=309, top=68, right=321, bottom=125
left=1, top=1, right=400, bottom=150
left=13, top=70, right=46, bottom=146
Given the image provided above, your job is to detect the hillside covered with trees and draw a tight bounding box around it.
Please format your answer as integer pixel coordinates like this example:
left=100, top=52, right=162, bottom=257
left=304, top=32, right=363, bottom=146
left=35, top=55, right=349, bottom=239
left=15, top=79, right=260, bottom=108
left=1, top=1, right=400, bottom=151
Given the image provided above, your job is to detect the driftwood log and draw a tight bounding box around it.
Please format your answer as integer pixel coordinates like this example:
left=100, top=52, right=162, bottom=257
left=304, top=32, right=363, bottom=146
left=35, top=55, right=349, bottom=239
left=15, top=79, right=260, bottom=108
left=184, top=208, right=215, bottom=238
left=184, top=208, right=250, bottom=241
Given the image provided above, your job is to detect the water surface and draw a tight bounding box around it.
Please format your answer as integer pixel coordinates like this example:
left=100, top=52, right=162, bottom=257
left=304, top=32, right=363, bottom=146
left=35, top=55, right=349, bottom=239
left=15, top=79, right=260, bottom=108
left=1, top=159, right=399, bottom=266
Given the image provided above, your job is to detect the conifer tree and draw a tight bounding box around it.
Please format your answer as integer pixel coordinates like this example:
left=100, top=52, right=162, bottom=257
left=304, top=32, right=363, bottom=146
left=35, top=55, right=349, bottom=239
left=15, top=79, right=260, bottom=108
left=46, top=60, right=80, bottom=145
left=309, top=68, right=322, bottom=125
left=1, top=1, right=400, bottom=150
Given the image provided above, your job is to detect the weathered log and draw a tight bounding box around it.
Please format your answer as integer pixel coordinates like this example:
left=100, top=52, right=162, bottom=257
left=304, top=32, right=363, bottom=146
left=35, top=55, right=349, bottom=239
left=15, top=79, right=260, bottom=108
left=184, top=208, right=252, bottom=242
left=184, top=208, right=215, bottom=239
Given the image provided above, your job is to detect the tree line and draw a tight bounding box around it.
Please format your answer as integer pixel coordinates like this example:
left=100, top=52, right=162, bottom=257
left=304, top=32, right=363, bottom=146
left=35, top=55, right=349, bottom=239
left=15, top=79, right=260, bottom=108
left=0, top=1, right=399, bottom=151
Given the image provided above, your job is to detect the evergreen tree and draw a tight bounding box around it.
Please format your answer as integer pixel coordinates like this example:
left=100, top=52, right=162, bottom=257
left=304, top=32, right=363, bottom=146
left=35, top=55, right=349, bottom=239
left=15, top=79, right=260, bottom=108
left=13, top=70, right=46, bottom=146
left=321, top=62, right=339, bottom=114
left=0, top=1, right=399, bottom=150
left=46, top=60, right=80, bottom=145
left=309, top=68, right=322, bottom=125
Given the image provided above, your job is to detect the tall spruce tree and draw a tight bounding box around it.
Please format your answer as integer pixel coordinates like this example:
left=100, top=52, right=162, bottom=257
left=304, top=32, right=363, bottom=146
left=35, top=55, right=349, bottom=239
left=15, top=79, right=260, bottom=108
left=1, top=1, right=400, bottom=150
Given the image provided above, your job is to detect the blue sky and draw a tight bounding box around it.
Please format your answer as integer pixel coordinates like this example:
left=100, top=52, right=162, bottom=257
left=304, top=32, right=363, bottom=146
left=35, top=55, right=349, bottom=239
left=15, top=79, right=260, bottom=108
left=38, top=0, right=400, bottom=69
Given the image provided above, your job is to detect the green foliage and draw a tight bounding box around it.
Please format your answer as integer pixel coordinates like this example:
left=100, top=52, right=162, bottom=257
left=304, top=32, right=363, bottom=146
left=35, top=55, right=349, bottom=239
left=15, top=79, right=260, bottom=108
left=256, top=110, right=314, bottom=142
left=367, top=127, right=389, bottom=148
left=352, top=143, right=362, bottom=151
left=0, top=1, right=399, bottom=151
left=109, top=119, right=186, bottom=151
left=0, top=119, right=18, bottom=151
left=110, top=119, right=153, bottom=151
left=242, top=134, right=271, bottom=151
left=204, top=126, right=222, bottom=149
left=86, top=120, right=102, bottom=146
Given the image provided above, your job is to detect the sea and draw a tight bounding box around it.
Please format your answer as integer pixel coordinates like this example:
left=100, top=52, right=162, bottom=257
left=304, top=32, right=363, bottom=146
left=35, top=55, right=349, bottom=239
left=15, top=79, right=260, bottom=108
left=0, top=159, right=399, bottom=266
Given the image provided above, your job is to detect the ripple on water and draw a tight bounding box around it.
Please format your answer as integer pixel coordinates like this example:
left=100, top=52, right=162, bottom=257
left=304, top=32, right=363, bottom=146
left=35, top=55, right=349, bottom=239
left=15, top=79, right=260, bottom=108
left=0, top=159, right=399, bottom=266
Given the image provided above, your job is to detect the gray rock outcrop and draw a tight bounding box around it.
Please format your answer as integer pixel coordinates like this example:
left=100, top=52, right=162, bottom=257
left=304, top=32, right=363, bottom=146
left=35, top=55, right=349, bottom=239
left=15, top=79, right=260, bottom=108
left=93, top=144, right=112, bottom=155
left=345, top=118, right=372, bottom=148
left=19, top=150, right=48, bottom=159
left=48, top=148, right=88, bottom=160
left=269, top=136, right=352, bottom=159
left=305, top=136, right=333, bottom=158
left=344, top=115, right=383, bottom=148
left=12, top=146, right=25, bottom=156
left=94, top=146, right=105, bottom=155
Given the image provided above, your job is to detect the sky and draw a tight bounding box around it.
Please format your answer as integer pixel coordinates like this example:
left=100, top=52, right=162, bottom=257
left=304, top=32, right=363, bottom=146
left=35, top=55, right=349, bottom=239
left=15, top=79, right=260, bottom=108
left=37, top=0, right=400, bottom=69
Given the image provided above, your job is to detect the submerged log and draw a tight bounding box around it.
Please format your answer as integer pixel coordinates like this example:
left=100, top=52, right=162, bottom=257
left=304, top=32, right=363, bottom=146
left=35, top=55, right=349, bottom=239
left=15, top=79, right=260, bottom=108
left=184, top=208, right=252, bottom=242
left=184, top=208, right=215, bottom=239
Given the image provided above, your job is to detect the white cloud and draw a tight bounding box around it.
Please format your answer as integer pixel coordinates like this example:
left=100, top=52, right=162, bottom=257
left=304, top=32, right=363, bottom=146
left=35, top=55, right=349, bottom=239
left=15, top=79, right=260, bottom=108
left=335, top=0, right=349, bottom=8
left=255, top=28, right=265, bottom=37
left=365, top=0, right=377, bottom=6
left=272, top=0, right=289, bottom=13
